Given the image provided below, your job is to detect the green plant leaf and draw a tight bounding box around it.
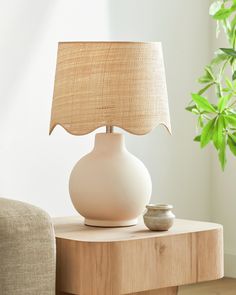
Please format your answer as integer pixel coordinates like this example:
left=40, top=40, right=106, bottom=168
left=185, top=105, right=197, bottom=111
left=209, top=1, right=222, bottom=16
left=225, top=77, right=233, bottom=89
left=229, top=21, right=236, bottom=41
left=198, top=77, right=212, bottom=84
left=194, top=135, right=201, bottom=142
left=191, top=93, right=216, bottom=113
left=213, top=8, right=232, bottom=20
left=233, top=71, right=236, bottom=80
left=200, top=118, right=216, bottom=148
left=218, top=95, right=230, bottom=112
left=218, top=136, right=227, bottom=170
left=225, top=110, right=236, bottom=116
left=229, top=132, right=236, bottom=142
left=231, top=14, right=236, bottom=29
left=231, top=2, right=236, bottom=12
left=198, top=66, right=215, bottom=84
left=213, top=116, right=224, bottom=149
left=223, top=88, right=230, bottom=93
left=230, top=56, right=235, bottom=66
left=185, top=105, right=199, bottom=114
left=198, top=116, right=204, bottom=128
left=228, top=136, right=236, bottom=156
left=220, top=48, right=236, bottom=57
left=211, top=52, right=229, bottom=65
left=198, top=82, right=215, bottom=95
left=224, top=114, right=236, bottom=126
left=205, top=66, right=215, bottom=80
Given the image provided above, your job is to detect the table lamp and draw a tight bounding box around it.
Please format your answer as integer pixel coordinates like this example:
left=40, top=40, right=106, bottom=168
left=50, top=42, right=171, bottom=227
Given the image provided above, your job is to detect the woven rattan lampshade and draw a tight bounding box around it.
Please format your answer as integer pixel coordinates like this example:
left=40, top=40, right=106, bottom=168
left=49, top=41, right=171, bottom=135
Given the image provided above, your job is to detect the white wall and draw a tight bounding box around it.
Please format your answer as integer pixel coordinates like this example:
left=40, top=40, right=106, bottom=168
left=0, top=1, right=212, bottom=220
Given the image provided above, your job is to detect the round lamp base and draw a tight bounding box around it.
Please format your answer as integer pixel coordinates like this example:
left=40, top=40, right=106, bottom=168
left=69, top=132, right=152, bottom=228
left=85, top=218, right=138, bottom=228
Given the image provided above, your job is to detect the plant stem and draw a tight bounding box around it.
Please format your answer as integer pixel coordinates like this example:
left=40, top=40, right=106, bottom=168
left=217, top=58, right=230, bottom=97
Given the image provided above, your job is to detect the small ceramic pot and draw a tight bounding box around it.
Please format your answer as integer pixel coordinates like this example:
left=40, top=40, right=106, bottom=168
left=143, top=204, right=175, bottom=231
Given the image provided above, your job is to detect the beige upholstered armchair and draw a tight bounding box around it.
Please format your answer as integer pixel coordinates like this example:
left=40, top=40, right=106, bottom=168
left=0, top=198, right=56, bottom=295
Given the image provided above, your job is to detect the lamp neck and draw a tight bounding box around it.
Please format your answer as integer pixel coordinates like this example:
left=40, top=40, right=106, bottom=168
left=106, top=125, right=114, bottom=133
left=94, top=133, right=125, bottom=153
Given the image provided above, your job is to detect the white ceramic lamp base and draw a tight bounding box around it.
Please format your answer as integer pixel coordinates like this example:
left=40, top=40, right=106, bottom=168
left=69, top=133, right=152, bottom=227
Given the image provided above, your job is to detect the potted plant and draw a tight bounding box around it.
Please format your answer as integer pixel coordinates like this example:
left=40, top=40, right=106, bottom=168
left=187, top=0, right=236, bottom=170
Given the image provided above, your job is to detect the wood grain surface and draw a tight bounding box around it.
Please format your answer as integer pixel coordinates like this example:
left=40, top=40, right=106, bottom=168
left=130, top=287, right=178, bottom=295
left=57, top=286, right=178, bottom=295
left=54, top=217, right=223, bottom=295
left=57, top=279, right=236, bottom=295
left=54, top=216, right=222, bottom=242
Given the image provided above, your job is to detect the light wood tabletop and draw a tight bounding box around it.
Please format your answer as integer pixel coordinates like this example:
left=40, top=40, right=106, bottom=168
left=54, top=217, right=224, bottom=295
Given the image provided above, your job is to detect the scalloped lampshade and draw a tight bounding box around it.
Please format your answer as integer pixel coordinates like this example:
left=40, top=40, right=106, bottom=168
left=49, top=41, right=171, bottom=227
left=50, top=41, right=171, bottom=136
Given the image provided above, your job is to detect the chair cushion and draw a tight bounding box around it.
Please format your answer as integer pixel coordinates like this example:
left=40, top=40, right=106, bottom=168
left=0, top=198, right=56, bottom=295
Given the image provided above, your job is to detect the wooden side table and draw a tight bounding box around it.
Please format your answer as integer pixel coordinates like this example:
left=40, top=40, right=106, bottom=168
left=54, top=217, right=223, bottom=295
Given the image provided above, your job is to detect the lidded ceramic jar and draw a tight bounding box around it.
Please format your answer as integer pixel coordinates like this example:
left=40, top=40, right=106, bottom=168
left=143, top=204, right=175, bottom=231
